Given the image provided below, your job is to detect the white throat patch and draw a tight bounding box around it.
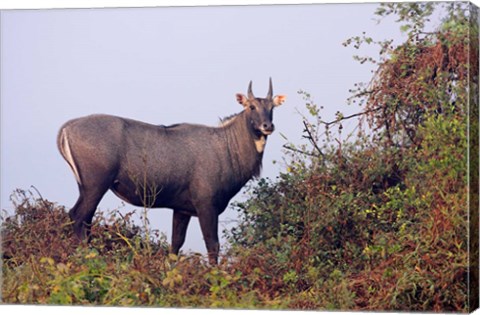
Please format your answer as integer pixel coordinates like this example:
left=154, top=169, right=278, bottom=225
left=254, top=135, right=266, bottom=153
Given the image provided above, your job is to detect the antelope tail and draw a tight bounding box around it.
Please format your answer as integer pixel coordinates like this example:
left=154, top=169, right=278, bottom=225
left=58, top=128, right=82, bottom=186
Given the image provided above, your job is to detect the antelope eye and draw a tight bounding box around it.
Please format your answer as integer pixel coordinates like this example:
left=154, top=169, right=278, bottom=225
left=249, top=105, right=256, bottom=110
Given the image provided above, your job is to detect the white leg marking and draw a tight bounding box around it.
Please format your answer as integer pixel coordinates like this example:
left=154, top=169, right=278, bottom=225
left=60, top=129, right=82, bottom=185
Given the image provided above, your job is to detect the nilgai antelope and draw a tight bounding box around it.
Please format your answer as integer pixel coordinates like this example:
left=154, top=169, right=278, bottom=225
left=58, top=79, right=286, bottom=264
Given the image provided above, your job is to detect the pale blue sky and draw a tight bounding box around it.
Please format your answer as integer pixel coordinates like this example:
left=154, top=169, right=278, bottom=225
left=1, top=3, right=408, bottom=253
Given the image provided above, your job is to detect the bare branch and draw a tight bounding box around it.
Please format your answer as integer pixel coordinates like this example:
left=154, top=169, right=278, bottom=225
left=320, top=106, right=383, bottom=127
left=282, top=144, right=322, bottom=158
left=302, top=120, right=325, bottom=157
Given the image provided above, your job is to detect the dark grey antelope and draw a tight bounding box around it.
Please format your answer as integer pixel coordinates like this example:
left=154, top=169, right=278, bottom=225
left=57, top=79, right=286, bottom=264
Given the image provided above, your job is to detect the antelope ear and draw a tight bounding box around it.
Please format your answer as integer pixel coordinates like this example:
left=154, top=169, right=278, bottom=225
left=273, top=95, right=286, bottom=107
left=236, top=93, right=248, bottom=106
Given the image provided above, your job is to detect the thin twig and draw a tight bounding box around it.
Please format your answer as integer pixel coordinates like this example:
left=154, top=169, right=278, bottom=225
left=30, top=185, right=56, bottom=224
left=320, top=106, right=383, bottom=127
left=302, top=120, right=325, bottom=157
left=348, top=88, right=377, bottom=100
left=282, top=144, right=322, bottom=158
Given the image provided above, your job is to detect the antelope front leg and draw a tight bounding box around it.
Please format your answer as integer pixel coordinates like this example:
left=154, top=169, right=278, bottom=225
left=171, top=211, right=191, bottom=255
left=197, top=210, right=220, bottom=265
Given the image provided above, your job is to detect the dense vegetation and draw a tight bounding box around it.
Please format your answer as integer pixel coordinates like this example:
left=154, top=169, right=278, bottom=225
left=2, top=3, right=478, bottom=312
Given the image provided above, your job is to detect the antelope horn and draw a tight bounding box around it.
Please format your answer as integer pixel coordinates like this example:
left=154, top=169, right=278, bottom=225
left=248, top=81, right=254, bottom=99
left=266, top=77, right=273, bottom=99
